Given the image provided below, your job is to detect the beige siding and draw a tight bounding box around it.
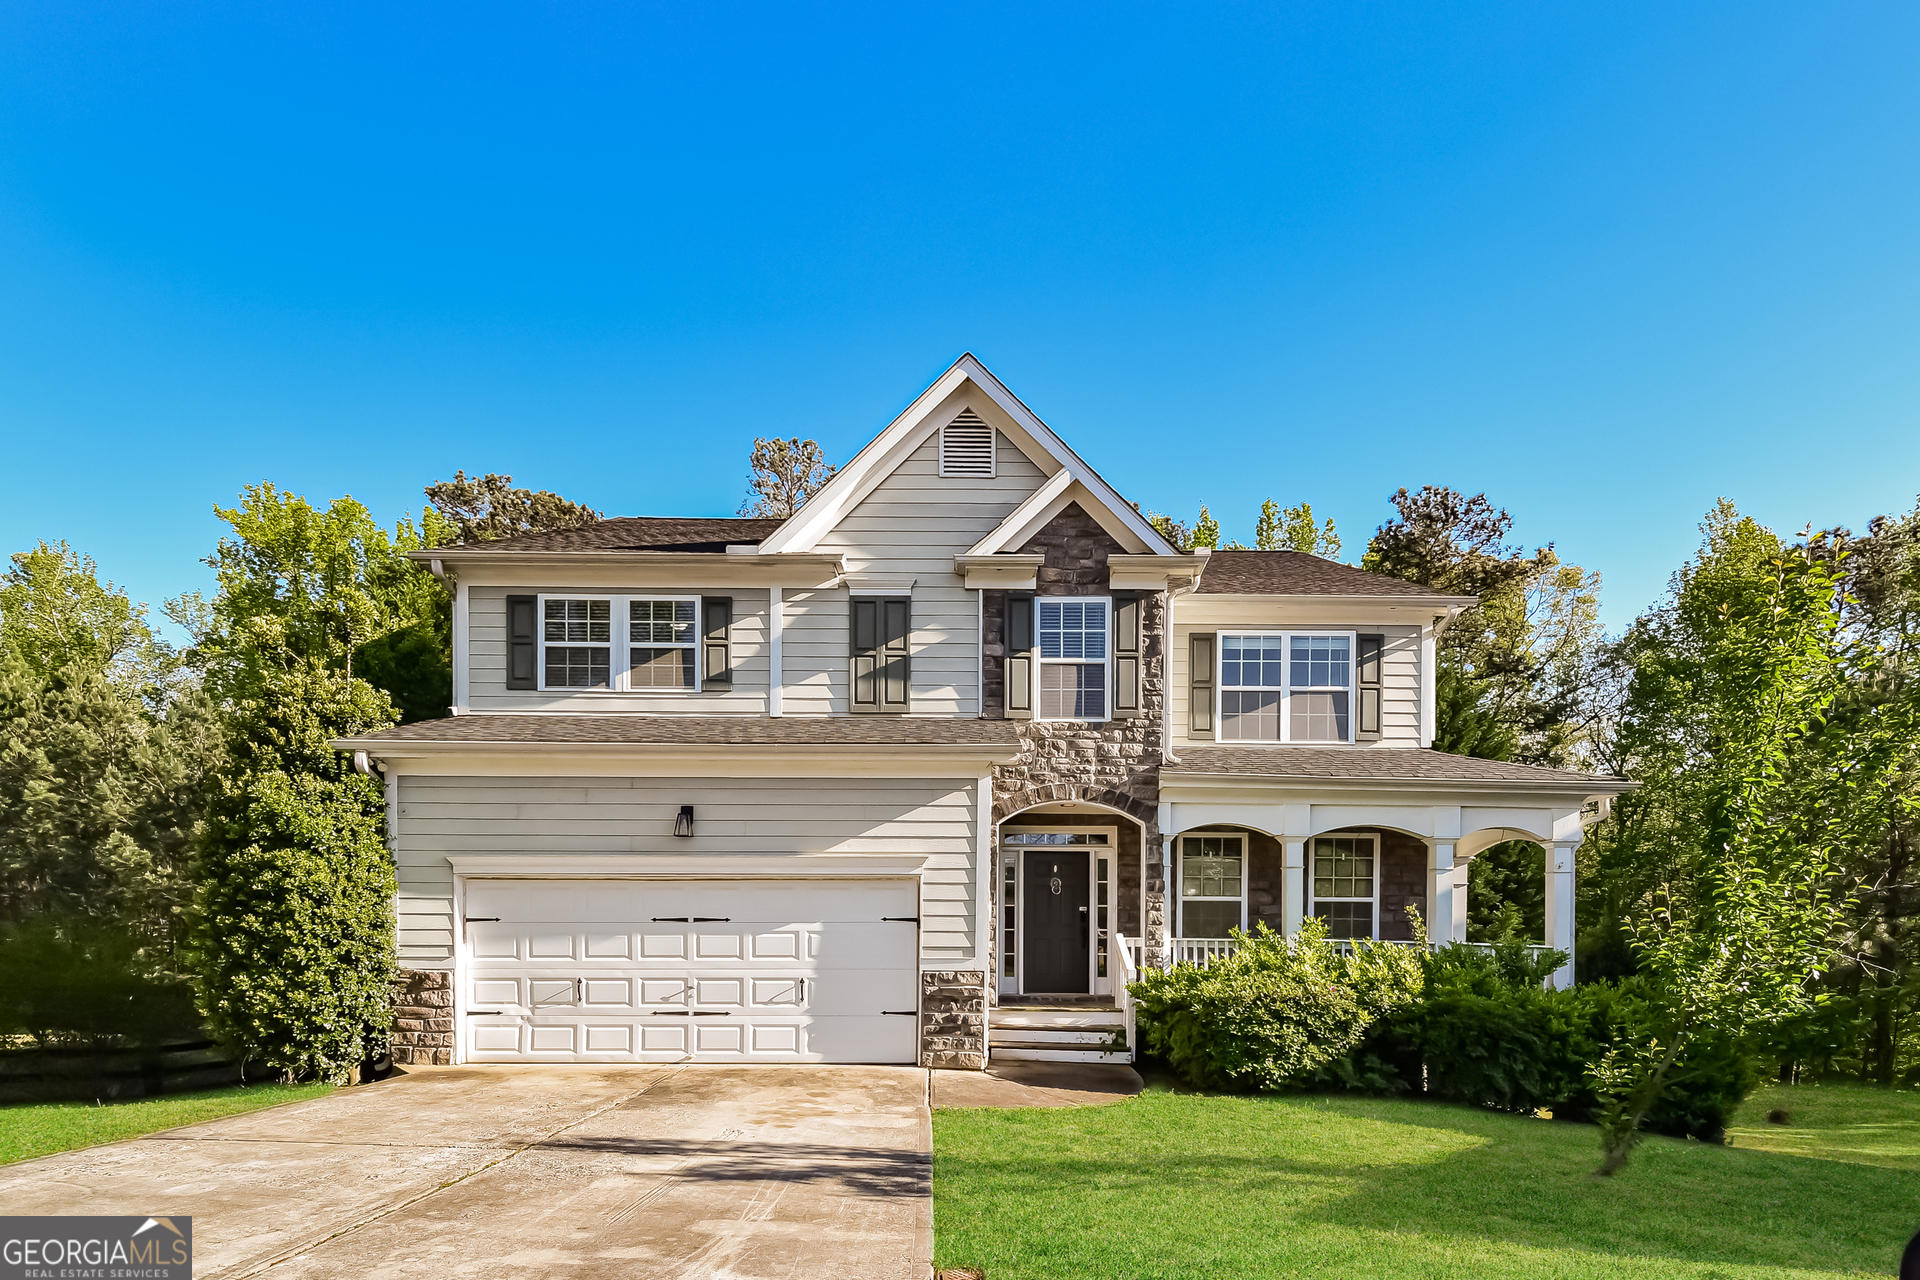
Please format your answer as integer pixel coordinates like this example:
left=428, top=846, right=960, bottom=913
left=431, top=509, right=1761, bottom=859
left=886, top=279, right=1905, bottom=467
left=780, top=586, right=850, bottom=716
left=1168, top=621, right=1423, bottom=748
left=467, top=586, right=770, bottom=713
left=811, top=429, right=1047, bottom=717
left=394, top=773, right=980, bottom=967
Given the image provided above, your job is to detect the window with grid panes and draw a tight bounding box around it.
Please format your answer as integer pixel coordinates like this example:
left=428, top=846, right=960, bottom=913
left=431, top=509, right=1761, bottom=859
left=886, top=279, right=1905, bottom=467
left=1310, top=834, right=1376, bottom=938
left=1179, top=834, right=1245, bottom=939
left=1289, top=635, right=1352, bottom=741
left=543, top=598, right=611, bottom=688
left=629, top=599, right=697, bottom=689
left=1037, top=599, right=1108, bottom=720
left=1214, top=631, right=1354, bottom=742
left=1219, top=635, right=1284, bottom=740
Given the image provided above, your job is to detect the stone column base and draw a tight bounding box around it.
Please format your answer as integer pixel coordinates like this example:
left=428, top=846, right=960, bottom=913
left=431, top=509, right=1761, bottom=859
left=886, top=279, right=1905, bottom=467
left=392, top=969, right=453, bottom=1065
left=921, top=969, right=988, bottom=1070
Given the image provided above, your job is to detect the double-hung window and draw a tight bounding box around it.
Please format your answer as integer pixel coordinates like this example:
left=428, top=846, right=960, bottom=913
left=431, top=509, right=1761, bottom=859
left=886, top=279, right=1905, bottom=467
left=538, top=595, right=700, bottom=692
left=1218, top=631, right=1354, bottom=742
left=1310, top=834, right=1377, bottom=939
left=629, top=599, right=697, bottom=688
left=1179, top=834, right=1246, bottom=938
left=1037, top=598, right=1109, bottom=720
left=543, top=598, right=612, bottom=688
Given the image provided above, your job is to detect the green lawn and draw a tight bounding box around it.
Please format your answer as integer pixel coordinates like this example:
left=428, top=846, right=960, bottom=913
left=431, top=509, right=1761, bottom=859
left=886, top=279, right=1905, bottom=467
left=933, top=1082, right=1920, bottom=1279
left=0, top=1082, right=333, bottom=1166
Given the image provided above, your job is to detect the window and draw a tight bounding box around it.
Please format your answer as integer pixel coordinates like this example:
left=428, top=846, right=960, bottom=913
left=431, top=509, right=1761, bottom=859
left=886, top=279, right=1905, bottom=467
left=538, top=594, right=701, bottom=693
left=1290, top=635, right=1351, bottom=741
left=1216, top=631, right=1354, bottom=742
left=1037, top=598, right=1109, bottom=720
left=1179, top=834, right=1245, bottom=938
left=629, top=598, right=696, bottom=689
left=1310, top=834, right=1377, bottom=939
left=544, top=598, right=611, bottom=688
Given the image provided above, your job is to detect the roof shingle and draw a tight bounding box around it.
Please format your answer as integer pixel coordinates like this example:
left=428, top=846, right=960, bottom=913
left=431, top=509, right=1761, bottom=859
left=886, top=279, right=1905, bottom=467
left=445, top=517, right=786, bottom=554
left=1195, top=551, right=1465, bottom=598
left=339, top=714, right=1022, bottom=749
left=1165, top=745, right=1630, bottom=789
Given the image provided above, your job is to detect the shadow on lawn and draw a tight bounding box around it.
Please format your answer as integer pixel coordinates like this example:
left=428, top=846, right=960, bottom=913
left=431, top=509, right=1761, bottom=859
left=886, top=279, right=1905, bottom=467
left=938, top=1094, right=1916, bottom=1276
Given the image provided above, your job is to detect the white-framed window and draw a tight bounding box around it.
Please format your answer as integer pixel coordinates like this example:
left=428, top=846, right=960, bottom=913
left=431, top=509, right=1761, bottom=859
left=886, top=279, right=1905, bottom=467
left=1037, top=597, right=1110, bottom=721
left=1218, top=631, right=1354, bottom=743
left=1178, top=833, right=1246, bottom=939
left=1309, top=833, right=1378, bottom=939
left=538, top=594, right=701, bottom=693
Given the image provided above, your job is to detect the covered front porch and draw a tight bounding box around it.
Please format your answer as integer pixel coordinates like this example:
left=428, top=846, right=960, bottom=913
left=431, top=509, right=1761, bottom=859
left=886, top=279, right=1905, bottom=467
left=1154, top=750, right=1636, bottom=989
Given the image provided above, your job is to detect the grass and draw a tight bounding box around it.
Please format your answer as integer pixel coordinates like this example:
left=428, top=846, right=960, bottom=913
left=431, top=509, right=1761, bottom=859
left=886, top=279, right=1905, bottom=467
left=0, top=1082, right=333, bottom=1166
left=933, top=1081, right=1920, bottom=1279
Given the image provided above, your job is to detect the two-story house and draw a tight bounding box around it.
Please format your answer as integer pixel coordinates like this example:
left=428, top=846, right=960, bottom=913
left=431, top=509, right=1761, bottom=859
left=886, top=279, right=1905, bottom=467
left=335, top=355, right=1631, bottom=1072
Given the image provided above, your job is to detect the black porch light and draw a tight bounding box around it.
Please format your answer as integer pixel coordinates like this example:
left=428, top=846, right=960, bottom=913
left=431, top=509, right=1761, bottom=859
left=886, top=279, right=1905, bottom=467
left=673, top=805, right=695, bottom=838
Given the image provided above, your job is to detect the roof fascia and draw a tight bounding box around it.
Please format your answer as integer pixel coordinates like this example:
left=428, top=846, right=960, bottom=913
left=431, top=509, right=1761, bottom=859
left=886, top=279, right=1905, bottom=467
left=332, top=735, right=1021, bottom=762
left=1183, top=591, right=1479, bottom=610
left=1159, top=770, right=1637, bottom=798
left=964, top=468, right=1078, bottom=555
left=760, top=353, right=1182, bottom=556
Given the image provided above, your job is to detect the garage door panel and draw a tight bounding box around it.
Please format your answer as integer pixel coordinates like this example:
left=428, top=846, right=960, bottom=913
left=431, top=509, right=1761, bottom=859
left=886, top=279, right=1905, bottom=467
left=463, top=879, right=919, bottom=1064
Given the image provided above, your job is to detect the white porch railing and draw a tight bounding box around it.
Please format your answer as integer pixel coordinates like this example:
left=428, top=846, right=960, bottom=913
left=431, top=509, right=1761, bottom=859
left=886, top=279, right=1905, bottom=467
left=1113, top=935, right=1139, bottom=1056
left=1163, top=936, right=1559, bottom=968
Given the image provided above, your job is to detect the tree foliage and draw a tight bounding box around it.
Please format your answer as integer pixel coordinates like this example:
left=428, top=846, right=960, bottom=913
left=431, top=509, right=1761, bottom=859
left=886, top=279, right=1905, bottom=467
left=188, top=485, right=415, bottom=1080
left=424, top=471, right=600, bottom=545
left=739, top=437, right=836, bottom=519
left=1255, top=499, right=1343, bottom=558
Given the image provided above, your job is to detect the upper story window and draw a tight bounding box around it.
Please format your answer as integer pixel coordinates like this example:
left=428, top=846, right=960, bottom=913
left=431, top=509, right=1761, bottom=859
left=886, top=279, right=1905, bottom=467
left=1218, top=631, right=1352, bottom=743
left=1037, top=598, right=1108, bottom=720
left=938, top=409, right=996, bottom=477
left=539, top=595, right=700, bottom=692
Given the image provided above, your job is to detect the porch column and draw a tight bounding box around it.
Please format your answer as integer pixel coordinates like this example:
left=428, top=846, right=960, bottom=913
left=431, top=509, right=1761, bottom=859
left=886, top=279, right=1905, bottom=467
left=1450, top=861, right=1470, bottom=943
left=1282, top=840, right=1306, bottom=938
left=1545, top=841, right=1578, bottom=988
left=1426, top=841, right=1455, bottom=945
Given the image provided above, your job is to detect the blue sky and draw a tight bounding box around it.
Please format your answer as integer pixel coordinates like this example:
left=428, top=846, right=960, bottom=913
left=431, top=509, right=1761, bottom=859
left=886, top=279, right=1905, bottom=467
left=2, top=3, right=1916, bottom=634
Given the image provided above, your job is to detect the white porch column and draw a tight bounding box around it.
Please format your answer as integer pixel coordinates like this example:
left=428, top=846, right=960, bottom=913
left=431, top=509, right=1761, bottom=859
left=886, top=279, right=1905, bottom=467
left=1450, top=861, right=1470, bottom=943
left=1545, top=841, right=1578, bottom=988
left=1282, top=840, right=1306, bottom=938
left=767, top=585, right=784, bottom=716
left=1426, top=841, right=1456, bottom=945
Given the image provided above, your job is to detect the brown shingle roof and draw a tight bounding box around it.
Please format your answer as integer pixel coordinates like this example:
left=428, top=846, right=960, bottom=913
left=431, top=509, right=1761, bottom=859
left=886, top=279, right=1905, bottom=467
left=1195, top=551, right=1467, bottom=598
left=1165, top=745, right=1631, bottom=789
left=338, top=714, right=1022, bottom=749
left=447, top=517, right=787, bottom=554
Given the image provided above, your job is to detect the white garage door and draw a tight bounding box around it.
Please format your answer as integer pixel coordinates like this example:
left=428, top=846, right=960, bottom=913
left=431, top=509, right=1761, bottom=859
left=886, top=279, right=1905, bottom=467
left=461, top=878, right=920, bottom=1064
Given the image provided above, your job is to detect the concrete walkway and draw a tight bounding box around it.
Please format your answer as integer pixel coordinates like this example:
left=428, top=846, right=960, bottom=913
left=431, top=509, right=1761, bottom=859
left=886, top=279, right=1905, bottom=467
left=0, top=1064, right=931, bottom=1279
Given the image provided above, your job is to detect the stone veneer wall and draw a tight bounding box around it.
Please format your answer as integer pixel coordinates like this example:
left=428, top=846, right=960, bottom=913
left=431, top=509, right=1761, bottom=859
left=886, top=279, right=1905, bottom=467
left=986, top=502, right=1170, bottom=975
left=921, top=969, right=988, bottom=1069
left=391, top=969, right=453, bottom=1066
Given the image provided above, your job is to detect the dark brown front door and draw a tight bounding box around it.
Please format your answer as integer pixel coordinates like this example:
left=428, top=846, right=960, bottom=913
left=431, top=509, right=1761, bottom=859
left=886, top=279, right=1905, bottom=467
left=1022, top=853, right=1090, bottom=993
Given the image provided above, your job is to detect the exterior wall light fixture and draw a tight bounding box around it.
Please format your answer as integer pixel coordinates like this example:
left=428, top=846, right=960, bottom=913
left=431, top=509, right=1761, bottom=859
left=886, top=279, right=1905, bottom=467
left=673, top=805, right=695, bottom=838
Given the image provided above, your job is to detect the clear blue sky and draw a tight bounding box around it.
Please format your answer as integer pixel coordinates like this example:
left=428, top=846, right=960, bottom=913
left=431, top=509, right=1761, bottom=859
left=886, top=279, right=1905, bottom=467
left=3, top=3, right=1916, bottom=633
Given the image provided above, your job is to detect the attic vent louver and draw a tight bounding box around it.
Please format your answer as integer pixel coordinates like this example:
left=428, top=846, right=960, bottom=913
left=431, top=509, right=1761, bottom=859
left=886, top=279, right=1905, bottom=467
left=939, top=410, right=996, bottom=478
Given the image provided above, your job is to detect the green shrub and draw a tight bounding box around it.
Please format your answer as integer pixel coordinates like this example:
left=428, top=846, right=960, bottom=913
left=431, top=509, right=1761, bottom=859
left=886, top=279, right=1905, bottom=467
left=0, top=915, right=200, bottom=1047
left=1130, top=920, right=1424, bottom=1091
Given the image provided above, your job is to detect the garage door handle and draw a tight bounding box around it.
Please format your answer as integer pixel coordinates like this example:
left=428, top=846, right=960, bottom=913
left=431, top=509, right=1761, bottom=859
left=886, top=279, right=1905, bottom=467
left=691, top=1011, right=730, bottom=1017
left=692, top=916, right=731, bottom=922
left=464, top=917, right=500, bottom=923
left=882, top=1010, right=916, bottom=1016
left=651, top=1010, right=690, bottom=1017
left=465, top=1010, right=502, bottom=1016
left=882, top=916, right=919, bottom=923
left=652, top=916, right=690, bottom=922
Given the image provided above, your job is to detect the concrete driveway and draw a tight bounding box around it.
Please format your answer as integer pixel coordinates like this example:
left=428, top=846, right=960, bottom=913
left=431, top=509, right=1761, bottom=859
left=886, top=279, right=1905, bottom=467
left=0, top=1064, right=932, bottom=1279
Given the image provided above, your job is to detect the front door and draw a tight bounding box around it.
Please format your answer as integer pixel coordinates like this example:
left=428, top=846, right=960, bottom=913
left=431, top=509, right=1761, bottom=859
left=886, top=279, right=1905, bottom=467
left=1022, top=853, right=1090, bottom=993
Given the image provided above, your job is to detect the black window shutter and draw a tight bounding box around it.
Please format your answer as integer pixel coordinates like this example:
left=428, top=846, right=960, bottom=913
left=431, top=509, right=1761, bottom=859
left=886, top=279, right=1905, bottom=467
left=702, top=597, right=733, bottom=689
left=506, top=594, right=537, bottom=690
left=1005, top=595, right=1034, bottom=720
left=851, top=597, right=910, bottom=713
left=1356, top=633, right=1384, bottom=740
left=1113, top=593, right=1142, bottom=718
left=1189, top=632, right=1215, bottom=735
left=880, top=598, right=911, bottom=712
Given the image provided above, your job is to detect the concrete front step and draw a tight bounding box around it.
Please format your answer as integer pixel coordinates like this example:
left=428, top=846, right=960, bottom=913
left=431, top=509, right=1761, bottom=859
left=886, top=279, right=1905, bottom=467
left=989, top=1028, right=1122, bottom=1047
left=990, top=1046, right=1135, bottom=1065
left=993, top=1010, right=1126, bottom=1030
